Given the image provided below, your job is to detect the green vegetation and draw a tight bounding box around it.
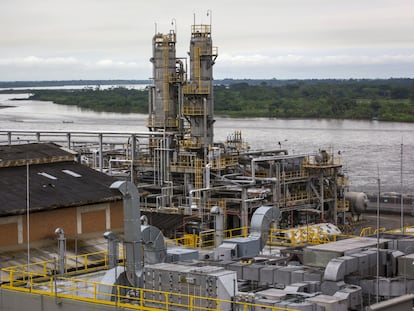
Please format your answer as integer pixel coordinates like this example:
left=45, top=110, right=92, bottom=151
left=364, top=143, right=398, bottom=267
left=28, top=87, right=148, bottom=114
left=8, top=79, right=414, bottom=122
left=214, top=79, right=414, bottom=122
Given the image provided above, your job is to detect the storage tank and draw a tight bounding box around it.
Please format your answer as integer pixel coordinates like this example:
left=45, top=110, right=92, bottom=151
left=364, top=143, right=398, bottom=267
left=345, top=192, right=369, bottom=214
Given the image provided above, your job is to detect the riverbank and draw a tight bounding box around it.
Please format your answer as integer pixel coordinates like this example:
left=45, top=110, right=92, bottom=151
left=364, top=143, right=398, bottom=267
left=2, top=78, right=414, bottom=122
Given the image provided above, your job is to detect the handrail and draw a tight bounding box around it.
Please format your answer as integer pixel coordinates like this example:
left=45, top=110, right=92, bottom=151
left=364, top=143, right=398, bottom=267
left=268, top=227, right=357, bottom=247
left=1, top=250, right=123, bottom=283
left=1, top=273, right=298, bottom=311
left=169, top=226, right=249, bottom=248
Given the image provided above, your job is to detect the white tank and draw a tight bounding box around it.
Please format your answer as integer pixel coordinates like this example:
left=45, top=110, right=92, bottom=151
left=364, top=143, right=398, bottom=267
left=345, top=192, right=369, bottom=214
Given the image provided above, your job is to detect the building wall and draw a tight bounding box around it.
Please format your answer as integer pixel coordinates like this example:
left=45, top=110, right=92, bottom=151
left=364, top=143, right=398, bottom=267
left=0, top=200, right=123, bottom=248
left=0, top=216, right=19, bottom=246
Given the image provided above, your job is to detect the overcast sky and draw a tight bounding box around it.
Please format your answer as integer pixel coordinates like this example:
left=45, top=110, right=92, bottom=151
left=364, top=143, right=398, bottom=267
left=1, top=0, right=414, bottom=81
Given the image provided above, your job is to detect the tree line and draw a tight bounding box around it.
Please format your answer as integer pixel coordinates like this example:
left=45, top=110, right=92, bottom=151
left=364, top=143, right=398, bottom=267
left=23, top=79, right=414, bottom=122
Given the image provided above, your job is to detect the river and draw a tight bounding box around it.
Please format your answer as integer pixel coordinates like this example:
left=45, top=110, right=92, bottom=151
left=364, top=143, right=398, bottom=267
left=1, top=92, right=413, bottom=194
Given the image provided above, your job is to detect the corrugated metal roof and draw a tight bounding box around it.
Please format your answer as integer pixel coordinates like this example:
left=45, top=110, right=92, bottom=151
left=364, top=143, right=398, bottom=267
left=0, top=143, right=77, bottom=168
left=0, top=161, right=121, bottom=216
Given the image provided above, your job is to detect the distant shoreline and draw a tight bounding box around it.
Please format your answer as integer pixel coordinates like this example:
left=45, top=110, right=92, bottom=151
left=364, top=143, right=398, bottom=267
left=0, top=104, right=15, bottom=109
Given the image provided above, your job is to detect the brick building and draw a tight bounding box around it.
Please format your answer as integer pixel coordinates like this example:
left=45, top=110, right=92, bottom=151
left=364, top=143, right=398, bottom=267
left=0, top=143, right=123, bottom=249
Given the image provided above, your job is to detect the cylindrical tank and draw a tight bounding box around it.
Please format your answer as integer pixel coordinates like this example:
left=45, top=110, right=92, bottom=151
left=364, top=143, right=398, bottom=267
left=345, top=192, right=369, bottom=214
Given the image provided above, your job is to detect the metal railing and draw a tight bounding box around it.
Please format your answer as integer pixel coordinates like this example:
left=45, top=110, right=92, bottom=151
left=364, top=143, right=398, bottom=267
left=170, top=226, right=249, bottom=248
left=1, top=251, right=118, bottom=283
left=269, top=227, right=342, bottom=247
left=1, top=272, right=298, bottom=311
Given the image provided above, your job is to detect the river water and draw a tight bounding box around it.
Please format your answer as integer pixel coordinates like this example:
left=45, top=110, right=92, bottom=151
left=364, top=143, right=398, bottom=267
left=1, top=93, right=413, bottom=194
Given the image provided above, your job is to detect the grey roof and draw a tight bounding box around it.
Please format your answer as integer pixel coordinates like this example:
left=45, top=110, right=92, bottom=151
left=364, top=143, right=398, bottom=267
left=0, top=161, right=121, bottom=216
left=0, top=143, right=77, bottom=168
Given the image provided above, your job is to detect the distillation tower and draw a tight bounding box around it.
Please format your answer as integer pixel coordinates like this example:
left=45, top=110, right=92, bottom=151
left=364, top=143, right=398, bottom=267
left=137, top=20, right=349, bottom=237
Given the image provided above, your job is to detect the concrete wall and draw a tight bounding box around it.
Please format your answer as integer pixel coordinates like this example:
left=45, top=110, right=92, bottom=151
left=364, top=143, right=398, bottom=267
left=0, top=201, right=123, bottom=248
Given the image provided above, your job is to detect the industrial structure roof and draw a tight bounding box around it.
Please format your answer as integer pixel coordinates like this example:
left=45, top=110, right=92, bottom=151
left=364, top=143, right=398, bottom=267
left=0, top=142, right=77, bottom=167
left=0, top=143, right=121, bottom=216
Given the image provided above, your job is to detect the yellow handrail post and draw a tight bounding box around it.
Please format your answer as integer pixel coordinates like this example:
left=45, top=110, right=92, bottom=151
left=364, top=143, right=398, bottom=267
left=140, top=288, right=144, bottom=308
left=49, top=277, right=53, bottom=294
left=9, top=270, right=13, bottom=287
left=104, top=251, right=108, bottom=268
left=117, top=284, right=121, bottom=306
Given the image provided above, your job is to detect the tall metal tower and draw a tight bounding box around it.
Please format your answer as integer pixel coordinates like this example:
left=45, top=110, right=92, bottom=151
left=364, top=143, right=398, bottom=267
left=183, top=23, right=218, bottom=155
left=148, top=30, right=185, bottom=132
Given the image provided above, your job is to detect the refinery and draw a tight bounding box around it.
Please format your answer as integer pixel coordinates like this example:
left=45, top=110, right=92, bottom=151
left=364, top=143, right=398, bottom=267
left=1, top=18, right=414, bottom=311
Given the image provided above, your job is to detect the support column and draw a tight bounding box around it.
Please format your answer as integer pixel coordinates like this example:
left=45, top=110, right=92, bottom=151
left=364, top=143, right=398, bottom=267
left=241, top=187, right=249, bottom=234
left=131, top=134, right=136, bottom=183
left=66, top=132, right=71, bottom=149
left=99, top=133, right=103, bottom=173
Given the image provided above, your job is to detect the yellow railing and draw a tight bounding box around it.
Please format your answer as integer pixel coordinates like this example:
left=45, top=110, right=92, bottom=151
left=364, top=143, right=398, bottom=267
left=1, top=251, right=121, bottom=283
left=146, top=118, right=178, bottom=129
left=337, top=200, right=350, bottom=212
left=283, top=192, right=310, bottom=205
left=282, top=170, right=309, bottom=179
left=182, top=83, right=210, bottom=95
left=180, top=138, right=203, bottom=149
left=303, top=155, right=342, bottom=167
left=170, top=226, right=249, bottom=248
left=359, top=226, right=386, bottom=236
left=171, top=226, right=414, bottom=248
left=183, top=105, right=206, bottom=115
left=1, top=272, right=298, bottom=311
left=170, top=156, right=238, bottom=171
left=268, top=227, right=354, bottom=247
left=170, top=223, right=361, bottom=249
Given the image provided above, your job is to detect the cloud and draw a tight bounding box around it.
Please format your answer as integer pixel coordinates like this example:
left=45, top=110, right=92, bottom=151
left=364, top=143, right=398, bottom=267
left=0, top=56, right=151, bottom=80
left=0, top=56, right=145, bottom=69
left=218, top=53, right=414, bottom=68
left=0, top=56, right=80, bottom=67
left=1, top=52, right=414, bottom=80
left=95, top=59, right=140, bottom=69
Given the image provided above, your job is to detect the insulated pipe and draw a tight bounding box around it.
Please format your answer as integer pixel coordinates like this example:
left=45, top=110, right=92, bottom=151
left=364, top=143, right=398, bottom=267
left=110, top=181, right=142, bottom=287
left=249, top=153, right=315, bottom=182
left=211, top=206, right=224, bottom=247
left=54, top=227, right=66, bottom=276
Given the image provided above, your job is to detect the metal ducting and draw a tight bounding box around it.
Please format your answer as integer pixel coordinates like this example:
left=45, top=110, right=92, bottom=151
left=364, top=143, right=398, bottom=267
left=110, top=181, right=143, bottom=287
left=249, top=206, right=280, bottom=249
left=324, top=258, right=348, bottom=282
left=210, top=206, right=224, bottom=247
left=103, top=231, right=119, bottom=269
left=141, top=225, right=167, bottom=264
